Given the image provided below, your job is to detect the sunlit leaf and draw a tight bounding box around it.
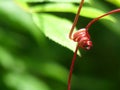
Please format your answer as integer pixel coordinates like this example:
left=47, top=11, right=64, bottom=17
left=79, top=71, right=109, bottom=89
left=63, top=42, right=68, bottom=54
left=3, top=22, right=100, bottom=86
left=81, top=7, right=116, bottom=22
left=106, top=0, right=120, bottom=7
left=33, top=13, right=80, bottom=55
left=30, top=3, right=116, bottom=22
left=15, top=0, right=90, bottom=3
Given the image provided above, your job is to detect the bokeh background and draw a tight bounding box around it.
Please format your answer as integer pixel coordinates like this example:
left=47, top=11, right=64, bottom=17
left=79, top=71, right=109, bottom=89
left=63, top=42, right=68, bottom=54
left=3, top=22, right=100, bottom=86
left=0, top=0, right=120, bottom=90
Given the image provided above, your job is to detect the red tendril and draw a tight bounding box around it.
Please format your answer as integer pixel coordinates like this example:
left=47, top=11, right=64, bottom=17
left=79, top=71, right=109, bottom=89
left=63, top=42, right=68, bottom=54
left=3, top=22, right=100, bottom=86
left=68, top=0, right=120, bottom=90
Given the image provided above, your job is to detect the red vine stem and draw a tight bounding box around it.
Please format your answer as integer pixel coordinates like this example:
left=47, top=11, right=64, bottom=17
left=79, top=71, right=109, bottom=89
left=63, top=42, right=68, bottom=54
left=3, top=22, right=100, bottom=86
left=68, top=1, right=84, bottom=90
left=69, top=0, right=84, bottom=39
left=67, top=44, right=79, bottom=90
left=86, top=9, right=120, bottom=31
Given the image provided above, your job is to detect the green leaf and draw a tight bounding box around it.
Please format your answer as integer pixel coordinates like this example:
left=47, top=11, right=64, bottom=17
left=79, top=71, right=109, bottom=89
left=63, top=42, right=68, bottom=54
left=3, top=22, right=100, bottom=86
left=106, top=0, right=120, bottom=7
left=15, top=0, right=90, bottom=3
left=32, top=13, right=80, bottom=55
left=30, top=3, right=116, bottom=22
left=81, top=7, right=116, bottom=22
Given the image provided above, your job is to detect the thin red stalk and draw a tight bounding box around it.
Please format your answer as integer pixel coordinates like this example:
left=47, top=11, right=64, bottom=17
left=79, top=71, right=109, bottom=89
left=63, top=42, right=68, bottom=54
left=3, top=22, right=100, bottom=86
left=69, top=0, right=84, bottom=39
left=86, top=8, right=120, bottom=30
left=68, top=44, right=79, bottom=90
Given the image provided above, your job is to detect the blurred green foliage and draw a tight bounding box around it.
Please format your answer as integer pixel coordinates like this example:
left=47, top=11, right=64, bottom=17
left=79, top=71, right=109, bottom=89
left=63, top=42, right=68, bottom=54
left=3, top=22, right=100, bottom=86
left=0, top=0, right=120, bottom=90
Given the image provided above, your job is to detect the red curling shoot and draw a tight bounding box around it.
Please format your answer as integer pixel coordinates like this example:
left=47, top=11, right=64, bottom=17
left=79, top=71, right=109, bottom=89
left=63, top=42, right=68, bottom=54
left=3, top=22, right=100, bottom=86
left=72, top=28, right=92, bottom=50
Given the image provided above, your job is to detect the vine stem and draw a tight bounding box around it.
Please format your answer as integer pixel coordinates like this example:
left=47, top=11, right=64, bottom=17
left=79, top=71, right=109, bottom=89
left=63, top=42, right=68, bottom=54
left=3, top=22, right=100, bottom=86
left=86, top=9, right=120, bottom=31
left=68, top=0, right=84, bottom=90
left=69, top=0, right=84, bottom=39
left=67, top=44, right=79, bottom=90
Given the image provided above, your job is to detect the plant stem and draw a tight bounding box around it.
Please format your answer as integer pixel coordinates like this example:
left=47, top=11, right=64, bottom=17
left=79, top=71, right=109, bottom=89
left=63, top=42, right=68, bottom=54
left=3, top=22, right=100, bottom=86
left=68, top=44, right=79, bottom=90
left=86, top=9, right=120, bottom=30
left=69, top=0, right=84, bottom=39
